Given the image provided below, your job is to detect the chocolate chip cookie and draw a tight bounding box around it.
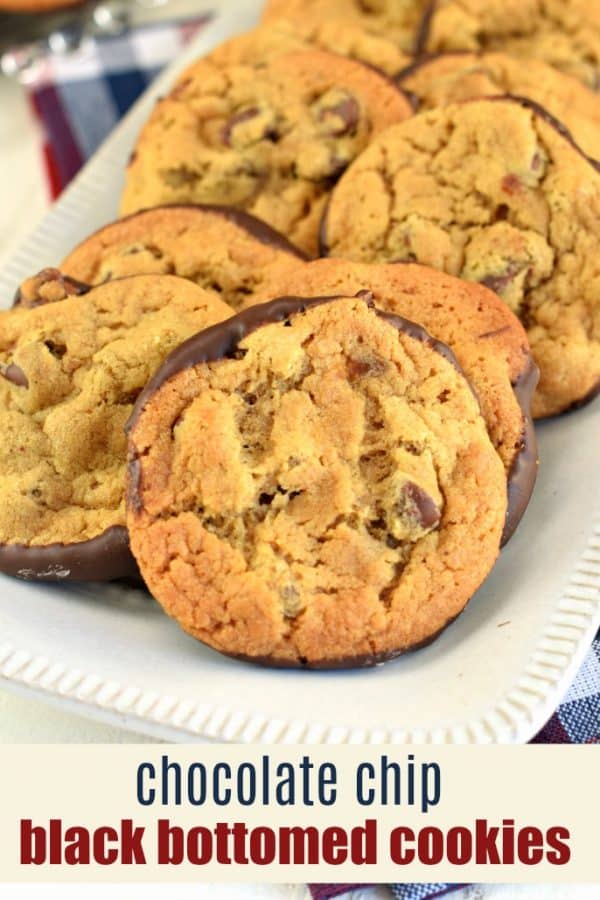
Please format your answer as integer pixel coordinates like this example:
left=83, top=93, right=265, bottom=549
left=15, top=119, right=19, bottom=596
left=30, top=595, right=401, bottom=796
left=127, top=294, right=507, bottom=667
left=262, top=0, right=428, bottom=55
left=322, top=97, right=600, bottom=417
left=0, top=274, right=231, bottom=581
left=418, top=0, right=600, bottom=89
left=251, top=258, right=538, bottom=544
left=120, top=50, right=413, bottom=256
left=212, top=20, right=410, bottom=77
left=59, top=205, right=306, bottom=311
left=398, top=52, right=600, bottom=160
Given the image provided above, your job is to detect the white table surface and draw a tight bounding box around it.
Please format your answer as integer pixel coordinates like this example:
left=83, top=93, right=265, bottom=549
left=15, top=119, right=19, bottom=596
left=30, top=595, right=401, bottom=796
left=0, top=15, right=596, bottom=900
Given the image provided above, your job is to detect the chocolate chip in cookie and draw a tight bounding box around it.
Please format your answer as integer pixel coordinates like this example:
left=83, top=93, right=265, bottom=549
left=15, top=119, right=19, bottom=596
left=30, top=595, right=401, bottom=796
left=121, top=50, right=413, bottom=255
left=13, top=268, right=91, bottom=309
left=250, top=258, right=538, bottom=545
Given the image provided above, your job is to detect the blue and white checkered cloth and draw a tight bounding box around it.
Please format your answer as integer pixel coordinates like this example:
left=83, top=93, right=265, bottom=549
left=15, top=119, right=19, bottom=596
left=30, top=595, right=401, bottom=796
left=24, top=16, right=210, bottom=197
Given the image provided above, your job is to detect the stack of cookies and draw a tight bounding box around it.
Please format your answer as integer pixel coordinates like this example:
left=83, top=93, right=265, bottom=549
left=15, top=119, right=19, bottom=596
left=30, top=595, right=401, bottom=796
left=1, top=0, right=598, bottom=668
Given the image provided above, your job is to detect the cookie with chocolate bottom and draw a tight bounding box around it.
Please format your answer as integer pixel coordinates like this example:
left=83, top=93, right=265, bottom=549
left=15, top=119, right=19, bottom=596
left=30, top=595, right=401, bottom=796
left=60, top=205, right=307, bottom=311
left=321, top=97, right=600, bottom=417
left=0, top=274, right=231, bottom=581
left=397, top=52, right=600, bottom=160
left=252, top=258, right=538, bottom=544
left=126, top=294, right=507, bottom=667
left=120, top=50, right=413, bottom=256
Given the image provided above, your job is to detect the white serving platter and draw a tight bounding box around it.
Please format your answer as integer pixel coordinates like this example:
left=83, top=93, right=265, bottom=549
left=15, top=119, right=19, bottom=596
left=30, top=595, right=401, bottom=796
left=0, top=1, right=598, bottom=745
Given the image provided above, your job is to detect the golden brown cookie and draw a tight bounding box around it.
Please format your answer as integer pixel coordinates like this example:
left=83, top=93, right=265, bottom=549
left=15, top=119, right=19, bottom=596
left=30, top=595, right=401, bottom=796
left=58, top=205, right=306, bottom=312
left=127, top=294, right=507, bottom=667
left=121, top=49, right=413, bottom=256
left=322, top=97, right=600, bottom=417
left=251, top=258, right=538, bottom=544
left=398, top=52, right=600, bottom=159
left=0, top=0, right=81, bottom=11
left=418, top=0, right=600, bottom=89
left=262, top=0, right=428, bottom=55
left=211, top=20, right=410, bottom=77
left=0, top=274, right=231, bottom=581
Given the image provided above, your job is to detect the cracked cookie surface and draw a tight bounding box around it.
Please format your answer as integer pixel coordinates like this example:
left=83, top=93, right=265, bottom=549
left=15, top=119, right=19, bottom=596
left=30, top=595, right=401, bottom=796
left=126, top=295, right=507, bottom=667
left=60, top=205, right=306, bottom=311
left=120, top=49, right=413, bottom=256
left=398, top=52, right=600, bottom=160
left=0, top=274, right=231, bottom=580
left=322, top=98, right=600, bottom=417
left=261, top=0, right=428, bottom=54
left=212, top=20, right=410, bottom=76
left=419, top=0, right=600, bottom=89
left=251, top=258, right=538, bottom=544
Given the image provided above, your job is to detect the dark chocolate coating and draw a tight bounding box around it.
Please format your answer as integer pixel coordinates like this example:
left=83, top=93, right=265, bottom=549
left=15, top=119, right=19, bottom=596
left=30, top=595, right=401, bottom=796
left=492, top=95, right=600, bottom=169
left=501, top=357, right=539, bottom=545
left=414, top=0, right=437, bottom=56
left=0, top=525, right=140, bottom=582
left=166, top=204, right=310, bottom=258
left=226, top=611, right=462, bottom=670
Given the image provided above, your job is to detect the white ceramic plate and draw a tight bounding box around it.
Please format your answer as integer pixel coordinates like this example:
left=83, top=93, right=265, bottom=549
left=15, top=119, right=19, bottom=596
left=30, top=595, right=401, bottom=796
left=0, top=2, right=598, bottom=745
